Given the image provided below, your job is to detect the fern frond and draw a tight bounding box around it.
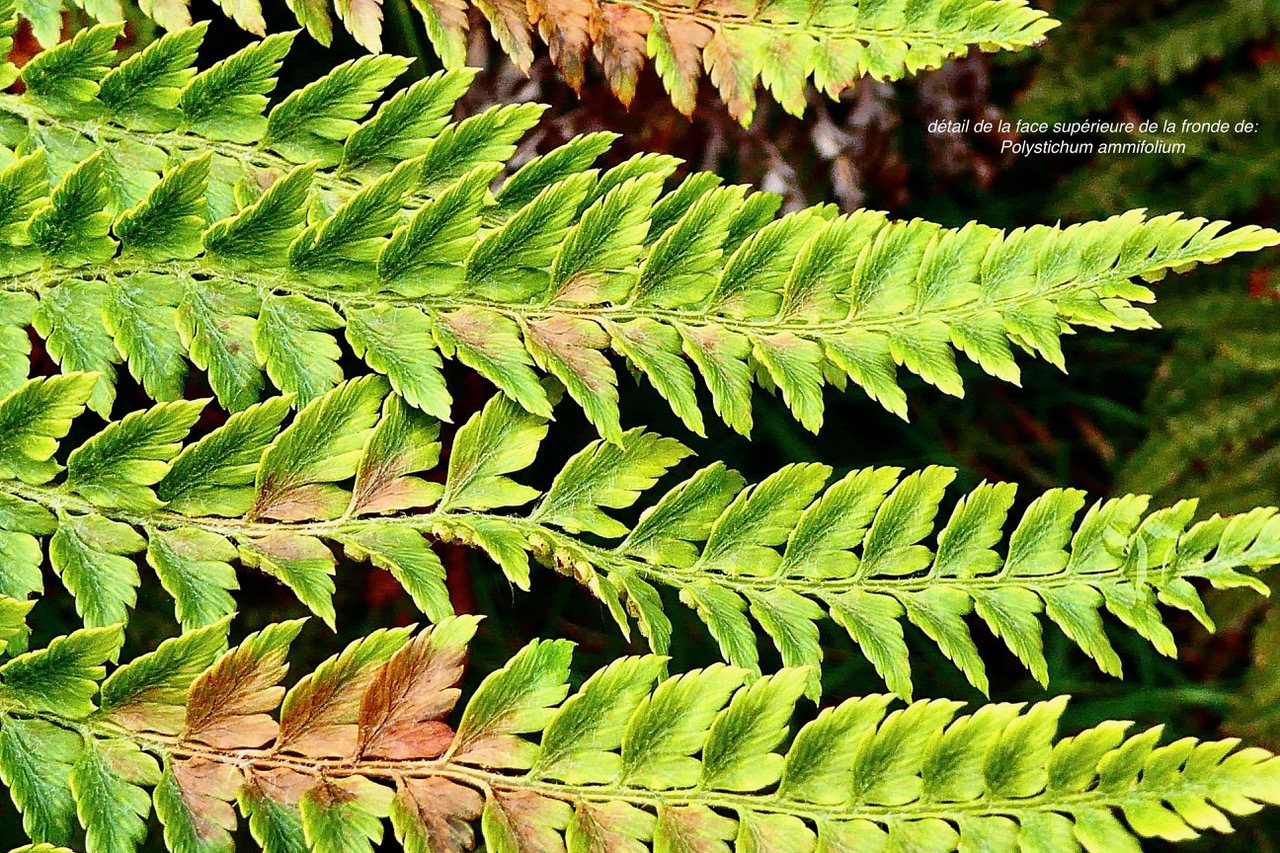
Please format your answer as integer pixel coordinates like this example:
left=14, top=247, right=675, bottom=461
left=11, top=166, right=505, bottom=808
left=515, top=0, right=1058, bottom=122
left=6, top=375, right=1279, bottom=699
left=0, top=0, right=17, bottom=93
left=3, top=0, right=1058, bottom=122
left=1, top=25, right=1276, bottom=440
left=3, top=611, right=1280, bottom=851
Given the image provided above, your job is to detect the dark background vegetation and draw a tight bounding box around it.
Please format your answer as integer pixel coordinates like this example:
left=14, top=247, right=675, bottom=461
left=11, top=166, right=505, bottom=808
left=3, top=0, right=1279, bottom=848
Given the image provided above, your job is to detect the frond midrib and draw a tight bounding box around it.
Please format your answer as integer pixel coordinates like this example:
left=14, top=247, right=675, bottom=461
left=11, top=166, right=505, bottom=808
left=615, top=0, right=1051, bottom=45
left=1, top=704, right=1233, bottom=827
left=0, top=94, right=371, bottom=200
left=0, top=235, right=1193, bottom=340
left=3, top=476, right=1254, bottom=601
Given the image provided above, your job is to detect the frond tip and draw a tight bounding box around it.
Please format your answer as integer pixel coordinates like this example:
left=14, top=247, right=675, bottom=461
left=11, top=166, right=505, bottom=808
left=498, top=0, right=1061, bottom=122
left=2, top=612, right=1279, bottom=852
left=4, top=374, right=1278, bottom=700
left=1, top=22, right=1277, bottom=441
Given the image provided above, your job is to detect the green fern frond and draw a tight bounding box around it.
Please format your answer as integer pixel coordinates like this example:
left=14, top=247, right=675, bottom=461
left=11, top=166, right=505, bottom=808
left=0, top=0, right=17, bottom=93
left=507, top=0, right=1057, bottom=123
left=6, top=374, right=1279, bottom=699
left=2, top=0, right=1058, bottom=122
left=2, top=611, right=1279, bottom=852
left=1, top=24, right=1276, bottom=440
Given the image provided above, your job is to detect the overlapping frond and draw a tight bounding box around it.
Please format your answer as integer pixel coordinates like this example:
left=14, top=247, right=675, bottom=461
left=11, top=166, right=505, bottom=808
left=434, top=0, right=1060, bottom=123
left=0, top=22, right=1275, bottom=440
left=5, top=0, right=1058, bottom=122
left=6, top=374, right=1278, bottom=699
left=2, top=610, right=1279, bottom=852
